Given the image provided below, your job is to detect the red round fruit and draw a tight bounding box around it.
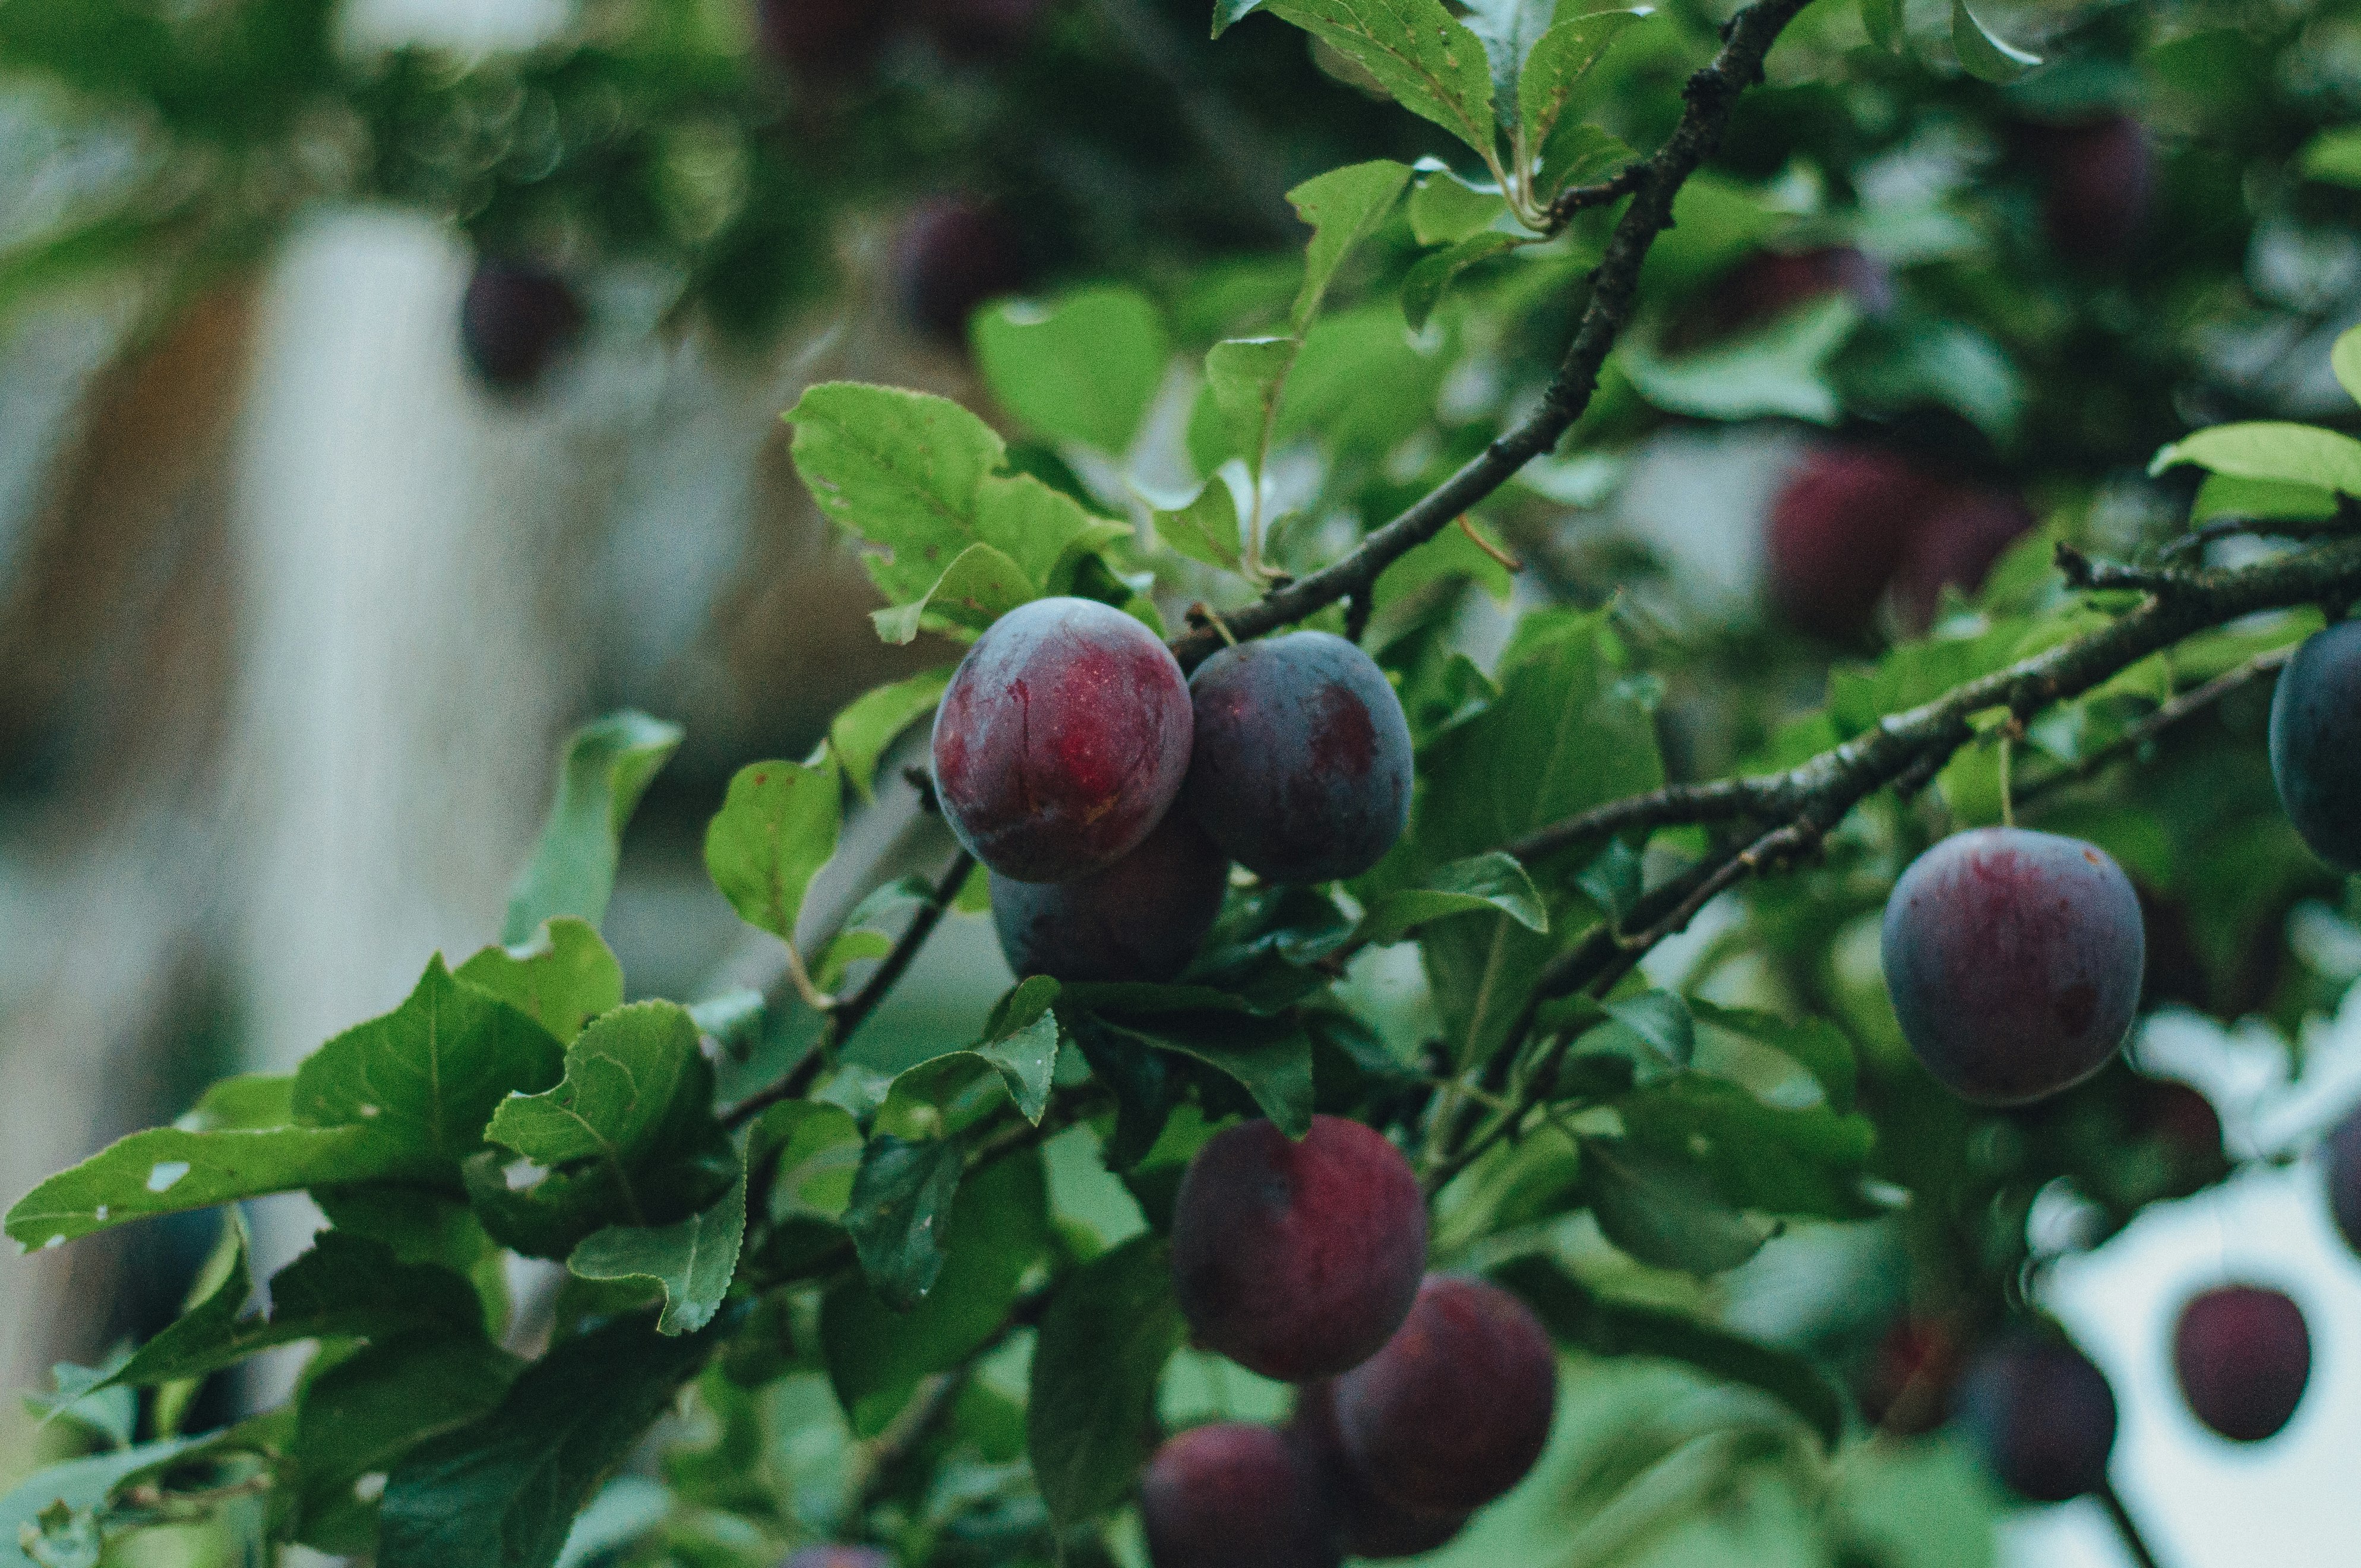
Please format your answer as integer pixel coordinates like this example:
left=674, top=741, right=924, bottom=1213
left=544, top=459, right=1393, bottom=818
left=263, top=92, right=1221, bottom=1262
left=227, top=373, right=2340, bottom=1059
left=2270, top=619, right=2361, bottom=872
left=1330, top=1275, right=1557, bottom=1515
left=1170, top=1116, right=1427, bottom=1383
left=1765, top=447, right=1944, bottom=641
left=1289, top=1383, right=1468, bottom=1560
left=1891, top=483, right=2035, bottom=633
left=988, top=809, right=1229, bottom=982
left=1139, top=1422, right=1337, bottom=1568
left=2174, top=1284, right=2311, bottom=1443
left=1956, top=1333, right=2117, bottom=1503
left=460, top=259, right=583, bottom=391
left=931, top=596, right=1193, bottom=884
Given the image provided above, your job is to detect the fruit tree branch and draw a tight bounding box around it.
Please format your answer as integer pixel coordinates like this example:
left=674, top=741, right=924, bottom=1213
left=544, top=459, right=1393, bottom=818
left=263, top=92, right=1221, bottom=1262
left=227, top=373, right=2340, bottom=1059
left=1162, top=0, right=1821, bottom=669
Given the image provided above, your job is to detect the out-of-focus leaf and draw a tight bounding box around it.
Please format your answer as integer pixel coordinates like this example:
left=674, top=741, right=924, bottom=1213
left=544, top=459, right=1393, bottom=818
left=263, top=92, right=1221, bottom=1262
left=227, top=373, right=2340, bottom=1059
left=502, top=712, right=682, bottom=944
left=2301, top=127, right=2361, bottom=189
left=1028, top=1235, right=1184, bottom=1526
left=1623, top=295, right=1859, bottom=424
left=1584, top=1139, right=1774, bottom=1275
left=2151, top=421, right=2361, bottom=495
left=1951, top=0, right=2040, bottom=81
left=1359, top=852, right=1548, bottom=944
left=972, top=286, right=1171, bottom=454
left=1404, top=230, right=1530, bottom=331
left=1286, top=159, right=1414, bottom=330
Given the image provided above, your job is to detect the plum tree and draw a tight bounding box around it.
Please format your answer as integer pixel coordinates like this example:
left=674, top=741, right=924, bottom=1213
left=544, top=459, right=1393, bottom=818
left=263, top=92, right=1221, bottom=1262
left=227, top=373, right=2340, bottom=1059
left=2324, top=1102, right=2361, bottom=1257
left=780, top=1549, right=890, bottom=1568
left=917, top=0, right=1048, bottom=56
left=895, top=195, right=1032, bottom=342
left=2268, top=619, right=2361, bottom=871
left=1170, top=1115, right=1426, bottom=1382
left=1764, top=447, right=1942, bottom=641
left=1329, top=1275, right=1557, bottom=1515
left=988, top=810, right=1229, bottom=982
left=1955, top=1333, right=2118, bottom=1503
left=2024, top=115, right=2154, bottom=264
left=755, top=0, right=898, bottom=76
left=932, top=596, right=1193, bottom=883
left=1890, top=483, right=2035, bottom=633
left=1181, top=631, right=1413, bottom=884
left=1880, top=827, right=2146, bottom=1105
left=1139, top=1422, right=1338, bottom=1568
left=1288, top=1383, right=1468, bottom=1560
left=2174, top=1284, right=2311, bottom=1442
left=459, top=259, right=583, bottom=391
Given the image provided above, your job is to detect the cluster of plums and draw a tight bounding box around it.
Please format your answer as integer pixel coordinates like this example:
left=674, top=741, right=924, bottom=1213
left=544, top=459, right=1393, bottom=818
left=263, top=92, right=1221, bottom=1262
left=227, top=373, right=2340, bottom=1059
left=931, top=598, right=1414, bottom=984
left=1146, top=1115, right=1555, bottom=1565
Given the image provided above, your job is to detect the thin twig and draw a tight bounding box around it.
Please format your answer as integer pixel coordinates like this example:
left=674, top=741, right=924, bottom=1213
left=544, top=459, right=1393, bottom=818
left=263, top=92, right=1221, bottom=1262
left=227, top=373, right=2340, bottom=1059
left=1544, top=162, right=1648, bottom=229
left=2016, top=645, right=2293, bottom=808
left=2097, top=1479, right=2169, bottom=1568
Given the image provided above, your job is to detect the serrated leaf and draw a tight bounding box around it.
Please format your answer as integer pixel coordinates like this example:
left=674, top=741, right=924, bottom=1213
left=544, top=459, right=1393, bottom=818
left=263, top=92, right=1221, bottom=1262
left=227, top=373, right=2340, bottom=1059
left=1462, top=0, right=1558, bottom=123
left=786, top=383, right=1007, bottom=607
left=1621, top=293, right=1860, bottom=423
left=1028, top=1235, right=1184, bottom=1526
left=1537, top=119, right=1635, bottom=200
left=829, top=668, right=952, bottom=803
left=7, top=1123, right=387, bottom=1248
left=295, top=955, right=565, bottom=1170
left=1860, top=0, right=1902, bottom=49
left=1268, top=0, right=1497, bottom=162
left=502, top=713, right=682, bottom=944
left=842, top=1136, right=966, bottom=1311
left=568, top=1172, right=747, bottom=1335
left=1403, top=230, right=1528, bottom=331
left=457, top=918, right=624, bottom=1046
left=1155, top=482, right=1244, bottom=573
left=1582, top=1139, right=1772, bottom=1275
left=378, top=1316, right=715, bottom=1568
left=871, top=541, right=1035, bottom=645
left=1520, top=7, right=1649, bottom=172
left=1951, top=0, right=2039, bottom=81
left=972, top=287, right=1171, bottom=454
left=2151, top=420, right=2361, bottom=496
left=704, top=754, right=842, bottom=946
left=974, top=471, right=1133, bottom=594
left=1287, top=160, right=1414, bottom=330
left=1360, top=852, right=1548, bottom=944
left=1081, top=1011, right=1316, bottom=1136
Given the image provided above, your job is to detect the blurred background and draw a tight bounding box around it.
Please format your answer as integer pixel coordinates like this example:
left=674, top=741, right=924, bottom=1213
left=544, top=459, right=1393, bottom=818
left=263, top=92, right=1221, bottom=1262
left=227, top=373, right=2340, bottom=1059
left=7, top=0, right=2361, bottom=1563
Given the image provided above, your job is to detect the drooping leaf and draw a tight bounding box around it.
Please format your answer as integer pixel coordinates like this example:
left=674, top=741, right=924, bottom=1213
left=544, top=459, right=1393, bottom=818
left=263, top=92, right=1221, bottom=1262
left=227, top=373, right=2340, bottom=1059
left=1202, top=336, right=1302, bottom=476
left=972, top=286, right=1172, bottom=454
left=1286, top=159, right=1414, bottom=329
left=1264, top=0, right=1497, bottom=163
left=1359, top=851, right=1548, bottom=944
left=1621, top=294, right=1860, bottom=424
left=1519, top=7, right=1651, bottom=170
left=457, top=919, right=625, bottom=1046
left=1582, top=1139, right=1774, bottom=1275
left=1079, top=1010, right=1316, bottom=1136
left=502, top=713, right=683, bottom=944
left=1028, top=1235, right=1186, bottom=1526
left=568, top=1172, right=747, bottom=1335
left=2150, top=421, right=2361, bottom=497
left=1616, top=1074, right=1876, bottom=1219
left=1689, top=1000, right=1858, bottom=1114
left=704, top=754, right=843, bottom=946
left=7, top=1123, right=387, bottom=1248
left=1402, top=230, right=1529, bottom=331
left=1950, top=0, right=2040, bottom=81
left=841, top=1135, right=966, bottom=1311
left=829, top=668, right=953, bottom=802
left=1155, top=481, right=1244, bottom=573
left=871, top=541, right=1036, bottom=645
left=378, top=1316, right=716, bottom=1568
left=785, top=383, right=1007, bottom=606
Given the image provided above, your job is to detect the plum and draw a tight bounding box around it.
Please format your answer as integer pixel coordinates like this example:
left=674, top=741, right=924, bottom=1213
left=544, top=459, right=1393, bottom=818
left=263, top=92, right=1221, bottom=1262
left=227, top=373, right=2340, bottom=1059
left=931, top=596, right=1193, bottom=883
left=1956, top=1333, right=2117, bottom=1503
left=2268, top=619, right=2361, bottom=871
left=756, top=0, right=897, bottom=75
left=1891, top=483, right=2035, bottom=633
left=917, top=0, right=1049, bottom=56
left=2174, top=1284, right=2311, bottom=1442
left=988, top=809, right=1229, bottom=982
left=1170, top=1115, right=1426, bottom=1382
left=894, top=195, right=1031, bottom=342
left=1330, top=1275, right=1556, bottom=1515
left=2025, top=115, right=2154, bottom=264
left=1139, top=1422, right=1338, bottom=1568
left=460, top=259, right=583, bottom=391
left=780, top=1550, right=890, bottom=1568
left=1181, top=631, right=1413, bottom=884
left=1288, top=1383, right=1468, bottom=1559
left=1707, top=245, right=1895, bottom=337
left=2325, top=1102, right=2361, bottom=1257
left=1880, top=827, right=2146, bottom=1105
left=1765, top=447, right=1943, bottom=641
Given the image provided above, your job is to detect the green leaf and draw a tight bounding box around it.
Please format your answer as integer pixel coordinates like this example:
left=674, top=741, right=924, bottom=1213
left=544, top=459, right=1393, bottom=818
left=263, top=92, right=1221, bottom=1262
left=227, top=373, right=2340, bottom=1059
left=1519, top=7, right=1650, bottom=172
left=7, top=1123, right=387, bottom=1248
left=1582, top=1139, right=1773, bottom=1275
left=1407, top=168, right=1510, bottom=246
left=1155, top=482, right=1244, bottom=573
left=2191, top=473, right=2341, bottom=524
left=821, top=1150, right=1050, bottom=1434
left=295, top=955, right=565, bottom=1170
left=704, top=754, right=843, bottom=945
left=1689, top=1000, right=1857, bottom=1114
left=972, top=287, right=1172, bottom=454
left=1203, top=336, right=1303, bottom=478
left=1286, top=159, right=1414, bottom=330
left=2150, top=420, right=2361, bottom=497
left=25, top=1355, right=136, bottom=1449
left=1359, top=852, right=1548, bottom=944
left=1403, top=230, right=1528, bottom=331
left=291, top=1333, right=523, bottom=1556
left=502, top=713, right=682, bottom=944
left=973, top=472, right=1133, bottom=593
left=785, top=382, right=1007, bottom=607
left=830, top=669, right=953, bottom=803
left=748, top=1099, right=863, bottom=1219
left=1950, top=0, right=2039, bottom=81
left=1083, top=1011, right=1316, bottom=1136
left=1028, top=1235, right=1185, bottom=1527
left=2300, top=126, right=2361, bottom=189
left=179, top=1073, right=296, bottom=1131
left=1491, top=1254, right=1842, bottom=1446
left=0, top=1436, right=205, bottom=1568
left=1617, top=1074, right=1876, bottom=1219
left=568, top=1172, right=747, bottom=1335
left=1266, top=0, right=1497, bottom=163
left=1598, top=991, right=1695, bottom=1068
left=842, top=1135, right=966, bottom=1311
left=378, top=1316, right=716, bottom=1568
left=1461, top=0, right=1554, bottom=122
left=456, top=918, right=624, bottom=1047
left=871, top=541, right=1036, bottom=645
left=1621, top=294, right=1860, bottom=424
left=1860, top=0, right=1902, bottom=50
left=2335, top=325, right=2361, bottom=408
left=1537, top=120, right=1635, bottom=198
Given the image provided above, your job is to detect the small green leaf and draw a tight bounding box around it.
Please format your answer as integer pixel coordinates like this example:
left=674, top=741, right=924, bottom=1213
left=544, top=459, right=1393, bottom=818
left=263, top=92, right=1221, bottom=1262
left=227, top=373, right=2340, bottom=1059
left=291, top=1334, right=522, bottom=1556
left=704, top=754, right=843, bottom=946
left=1203, top=336, right=1303, bottom=476
left=24, top=1355, right=135, bottom=1450
left=1520, top=7, right=1650, bottom=173
left=1860, top=0, right=1902, bottom=50
left=502, top=713, right=682, bottom=944
left=1620, top=294, right=1860, bottom=424
left=871, top=541, right=1036, bottom=645
left=0, top=1437, right=205, bottom=1568
left=973, top=472, right=1133, bottom=594
left=1582, top=1139, right=1773, bottom=1275
left=2191, top=472, right=2341, bottom=525
left=7, top=1123, right=387, bottom=1248
left=1402, top=230, right=1529, bottom=331
left=456, top=918, right=624, bottom=1046
left=1617, top=1074, right=1876, bottom=1219
left=2151, top=421, right=2361, bottom=497
left=568, top=1172, right=747, bottom=1335
left=842, top=1136, right=966, bottom=1311
left=1537, top=119, right=1634, bottom=199
left=1287, top=160, right=1414, bottom=330
left=786, top=383, right=1007, bottom=607
left=1083, top=1011, right=1315, bottom=1136
left=1265, top=0, right=1497, bottom=163
left=1028, top=1235, right=1185, bottom=1526
left=2300, top=126, right=2361, bottom=189
left=2335, top=325, right=2361, bottom=408
left=1461, top=0, right=1557, bottom=123
left=972, top=286, right=1172, bottom=454
left=1598, top=991, right=1695, bottom=1068
left=829, top=668, right=952, bottom=803
left=1407, top=167, right=1510, bottom=246
left=1155, top=482, right=1244, bottom=573
left=1359, top=852, right=1548, bottom=944
left=1951, top=0, right=2040, bottom=81
left=1689, top=1000, right=1858, bottom=1114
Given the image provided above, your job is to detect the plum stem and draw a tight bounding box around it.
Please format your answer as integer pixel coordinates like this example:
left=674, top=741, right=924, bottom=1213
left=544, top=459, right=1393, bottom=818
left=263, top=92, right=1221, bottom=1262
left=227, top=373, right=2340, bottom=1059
left=2097, top=1478, right=2168, bottom=1568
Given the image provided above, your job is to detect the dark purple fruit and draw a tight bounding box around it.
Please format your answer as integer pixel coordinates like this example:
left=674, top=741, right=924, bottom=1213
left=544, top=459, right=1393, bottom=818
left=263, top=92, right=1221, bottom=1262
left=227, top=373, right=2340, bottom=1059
left=2269, top=619, right=2361, bottom=872
left=1891, top=483, right=2034, bottom=632
left=756, top=0, right=897, bottom=75
left=894, top=195, right=1030, bottom=342
left=2325, top=1101, right=2361, bottom=1257
left=1880, top=827, right=2146, bottom=1105
left=988, top=809, right=1228, bottom=982
left=1708, top=245, right=1895, bottom=336
left=2174, top=1284, right=2311, bottom=1442
left=1170, top=1116, right=1427, bottom=1383
left=2026, top=115, right=2154, bottom=264
left=1181, top=631, right=1412, bottom=885
left=1765, top=448, right=1942, bottom=641
left=460, top=259, right=583, bottom=391
left=1140, top=1422, right=1338, bottom=1568
left=931, top=596, right=1192, bottom=884
left=1330, top=1275, right=1557, bottom=1515
left=1956, top=1333, right=2117, bottom=1503
left=1289, top=1383, right=1468, bottom=1559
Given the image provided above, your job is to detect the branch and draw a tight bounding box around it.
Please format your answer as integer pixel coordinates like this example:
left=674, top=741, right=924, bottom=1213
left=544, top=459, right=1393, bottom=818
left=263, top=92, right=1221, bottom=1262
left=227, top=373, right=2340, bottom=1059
left=1162, top=0, right=1819, bottom=669
left=2015, top=644, right=2293, bottom=808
